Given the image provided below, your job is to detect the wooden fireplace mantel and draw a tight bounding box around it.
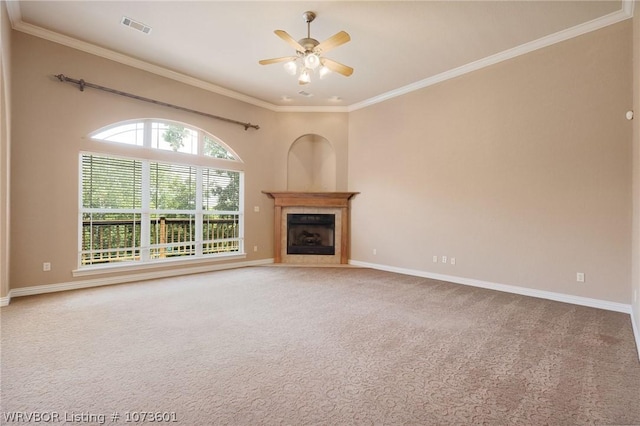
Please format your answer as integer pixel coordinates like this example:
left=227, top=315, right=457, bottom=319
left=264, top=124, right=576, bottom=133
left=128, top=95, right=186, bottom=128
left=262, top=191, right=359, bottom=207
left=262, top=191, right=359, bottom=264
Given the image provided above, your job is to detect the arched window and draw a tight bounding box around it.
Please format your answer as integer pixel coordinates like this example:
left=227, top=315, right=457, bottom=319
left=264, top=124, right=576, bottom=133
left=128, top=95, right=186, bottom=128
left=90, top=119, right=240, bottom=160
left=79, top=119, right=244, bottom=269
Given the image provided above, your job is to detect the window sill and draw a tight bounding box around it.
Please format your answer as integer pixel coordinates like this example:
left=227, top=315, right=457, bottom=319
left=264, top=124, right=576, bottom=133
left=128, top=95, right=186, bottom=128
left=72, top=253, right=247, bottom=277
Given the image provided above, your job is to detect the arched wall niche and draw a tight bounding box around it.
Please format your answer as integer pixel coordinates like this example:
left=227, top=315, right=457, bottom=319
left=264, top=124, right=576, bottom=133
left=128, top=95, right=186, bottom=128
left=287, top=134, right=337, bottom=191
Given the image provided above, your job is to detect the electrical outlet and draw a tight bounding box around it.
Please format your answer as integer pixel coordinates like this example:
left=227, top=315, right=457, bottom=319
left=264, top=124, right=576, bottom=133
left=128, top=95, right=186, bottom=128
left=442, top=256, right=447, bottom=264
left=373, top=248, right=377, bottom=255
left=253, top=245, right=258, bottom=252
left=576, top=272, right=585, bottom=283
left=43, top=262, right=51, bottom=272
left=450, top=257, right=456, bottom=265
left=254, top=206, right=260, bottom=212
left=432, top=255, right=438, bottom=263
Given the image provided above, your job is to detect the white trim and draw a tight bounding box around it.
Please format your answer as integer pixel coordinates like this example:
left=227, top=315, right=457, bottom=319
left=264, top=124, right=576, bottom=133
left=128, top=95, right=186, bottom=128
left=11, top=21, right=278, bottom=112
left=4, top=258, right=273, bottom=303
left=349, top=259, right=632, bottom=314
left=348, top=3, right=634, bottom=112
left=8, top=2, right=634, bottom=113
left=4, top=258, right=639, bottom=361
left=73, top=252, right=247, bottom=277
left=632, top=304, right=640, bottom=361
left=622, top=0, right=635, bottom=16
left=275, top=105, right=348, bottom=113
left=4, top=0, right=22, bottom=28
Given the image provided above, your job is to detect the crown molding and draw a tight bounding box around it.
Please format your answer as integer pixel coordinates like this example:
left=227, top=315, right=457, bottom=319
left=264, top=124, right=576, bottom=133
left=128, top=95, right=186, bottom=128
left=11, top=19, right=348, bottom=114
left=8, top=1, right=635, bottom=113
left=11, top=20, right=281, bottom=111
left=274, top=105, right=349, bottom=113
left=348, top=1, right=635, bottom=112
left=4, top=1, right=21, bottom=28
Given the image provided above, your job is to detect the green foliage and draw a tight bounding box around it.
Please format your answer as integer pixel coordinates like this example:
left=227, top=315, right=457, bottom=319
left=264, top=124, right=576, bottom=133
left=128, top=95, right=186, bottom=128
left=204, top=136, right=235, bottom=160
left=150, top=164, right=196, bottom=211
left=210, top=171, right=240, bottom=211
left=163, top=125, right=189, bottom=152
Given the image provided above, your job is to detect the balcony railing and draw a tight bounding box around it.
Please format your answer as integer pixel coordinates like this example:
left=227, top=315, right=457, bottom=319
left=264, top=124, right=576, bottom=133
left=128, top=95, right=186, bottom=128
left=81, top=217, right=239, bottom=265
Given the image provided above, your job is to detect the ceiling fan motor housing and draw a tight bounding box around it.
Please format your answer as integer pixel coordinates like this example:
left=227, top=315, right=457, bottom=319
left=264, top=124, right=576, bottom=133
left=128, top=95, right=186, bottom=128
left=299, top=38, right=319, bottom=52
left=300, top=11, right=319, bottom=53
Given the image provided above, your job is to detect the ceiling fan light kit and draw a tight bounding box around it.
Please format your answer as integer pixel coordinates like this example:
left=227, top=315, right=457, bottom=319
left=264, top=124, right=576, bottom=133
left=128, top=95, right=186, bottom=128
left=259, top=11, right=353, bottom=86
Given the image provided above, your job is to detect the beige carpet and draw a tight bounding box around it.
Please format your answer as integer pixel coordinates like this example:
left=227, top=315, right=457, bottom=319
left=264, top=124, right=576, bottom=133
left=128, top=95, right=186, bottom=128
left=1, top=266, right=639, bottom=425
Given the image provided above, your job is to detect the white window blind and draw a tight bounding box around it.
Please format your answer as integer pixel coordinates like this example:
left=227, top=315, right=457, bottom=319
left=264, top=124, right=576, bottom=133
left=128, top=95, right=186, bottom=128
left=80, top=153, right=243, bottom=268
left=150, top=163, right=197, bottom=210
left=80, top=155, right=143, bottom=265
left=82, top=155, right=142, bottom=209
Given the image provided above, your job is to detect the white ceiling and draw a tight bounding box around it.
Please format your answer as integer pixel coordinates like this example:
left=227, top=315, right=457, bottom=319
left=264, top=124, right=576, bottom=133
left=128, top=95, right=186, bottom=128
left=7, top=1, right=632, bottom=110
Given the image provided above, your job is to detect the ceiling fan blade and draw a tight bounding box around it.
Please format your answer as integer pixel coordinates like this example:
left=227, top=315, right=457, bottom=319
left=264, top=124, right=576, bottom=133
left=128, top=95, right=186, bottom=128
left=274, top=30, right=305, bottom=52
left=314, top=31, right=351, bottom=54
left=321, top=58, right=354, bottom=77
left=259, top=56, right=298, bottom=65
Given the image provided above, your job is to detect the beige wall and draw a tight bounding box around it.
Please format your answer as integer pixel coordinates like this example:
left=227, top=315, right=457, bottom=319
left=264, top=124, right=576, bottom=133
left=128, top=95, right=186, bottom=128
left=9, top=30, right=276, bottom=288
left=349, top=21, right=633, bottom=303
left=287, top=134, right=337, bottom=191
left=274, top=112, right=349, bottom=192
left=9, top=31, right=350, bottom=290
left=0, top=0, right=12, bottom=300
left=632, top=5, right=640, bottom=340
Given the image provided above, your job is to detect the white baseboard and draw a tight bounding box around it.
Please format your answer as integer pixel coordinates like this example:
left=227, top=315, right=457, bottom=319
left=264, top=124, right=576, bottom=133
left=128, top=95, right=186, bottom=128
left=353, top=259, right=640, bottom=362
left=1, top=258, right=274, bottom=305
left=3, top=257, right=640, bottom=360
left=632, top=305, right=640, bottom=361
left=349, top=260, right=632, bottom=314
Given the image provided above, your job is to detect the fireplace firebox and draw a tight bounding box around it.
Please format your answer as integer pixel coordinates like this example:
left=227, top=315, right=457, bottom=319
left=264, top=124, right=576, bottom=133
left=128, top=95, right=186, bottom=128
left=287, top=214, right=335, bottom=255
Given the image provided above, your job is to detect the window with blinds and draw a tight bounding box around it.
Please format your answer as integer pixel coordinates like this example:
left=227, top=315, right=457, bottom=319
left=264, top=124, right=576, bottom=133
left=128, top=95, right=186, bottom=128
left=80, top=120, right=243, bottom=268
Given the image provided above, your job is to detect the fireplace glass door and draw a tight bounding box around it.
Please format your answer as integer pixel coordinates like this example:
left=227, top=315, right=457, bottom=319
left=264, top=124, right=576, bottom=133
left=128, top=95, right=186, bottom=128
left=287, top=214, right=335, bottom=255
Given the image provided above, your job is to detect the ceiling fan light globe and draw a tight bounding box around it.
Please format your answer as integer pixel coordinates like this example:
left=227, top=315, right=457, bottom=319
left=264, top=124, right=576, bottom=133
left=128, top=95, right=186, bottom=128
left=304, top=53, right=320, bottom=69
left=319, top=65, right=331, bottom=79
left=283, top=61, right=297, bottom=75
left=299, top=69, right=311, bottom=84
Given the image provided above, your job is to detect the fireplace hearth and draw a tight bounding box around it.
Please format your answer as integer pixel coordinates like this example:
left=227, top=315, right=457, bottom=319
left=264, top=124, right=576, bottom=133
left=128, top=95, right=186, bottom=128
left=287, top=214, right=335, bottom=255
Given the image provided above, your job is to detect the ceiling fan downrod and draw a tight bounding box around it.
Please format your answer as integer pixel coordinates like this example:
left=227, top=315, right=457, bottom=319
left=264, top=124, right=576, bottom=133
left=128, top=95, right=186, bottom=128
left=301, top=11, right=318, bottom=51
left=303, top=11, right=316, bottom=39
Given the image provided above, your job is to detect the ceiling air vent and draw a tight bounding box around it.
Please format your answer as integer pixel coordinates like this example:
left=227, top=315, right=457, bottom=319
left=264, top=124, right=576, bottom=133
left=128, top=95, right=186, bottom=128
left=121, top=16, right=152, bottom=34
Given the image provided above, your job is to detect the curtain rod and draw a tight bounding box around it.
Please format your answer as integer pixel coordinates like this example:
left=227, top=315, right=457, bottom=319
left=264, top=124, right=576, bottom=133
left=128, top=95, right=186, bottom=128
left=54, top=74, right=260, bottom=131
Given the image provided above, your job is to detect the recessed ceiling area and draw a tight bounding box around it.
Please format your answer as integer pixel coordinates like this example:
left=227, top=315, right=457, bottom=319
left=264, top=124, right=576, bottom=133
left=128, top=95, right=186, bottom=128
left=7, top=1, right=630, bottom=110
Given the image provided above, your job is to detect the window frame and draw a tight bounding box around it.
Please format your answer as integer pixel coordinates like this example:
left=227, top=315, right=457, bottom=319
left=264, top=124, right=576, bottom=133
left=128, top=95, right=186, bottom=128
left=89, top=118, right=242, bottom=161
left=76, top=119, right=245, bottom=275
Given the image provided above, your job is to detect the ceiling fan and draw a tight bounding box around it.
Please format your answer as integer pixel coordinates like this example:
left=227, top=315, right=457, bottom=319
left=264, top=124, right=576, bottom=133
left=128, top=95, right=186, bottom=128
left=259, top=11, right=354, bottom=85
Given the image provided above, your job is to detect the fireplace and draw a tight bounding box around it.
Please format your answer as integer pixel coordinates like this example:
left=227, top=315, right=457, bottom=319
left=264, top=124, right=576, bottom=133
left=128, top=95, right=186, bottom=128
left=262, top=191, right=359, bottom=264
left=287, top=214, right=335, bottom=255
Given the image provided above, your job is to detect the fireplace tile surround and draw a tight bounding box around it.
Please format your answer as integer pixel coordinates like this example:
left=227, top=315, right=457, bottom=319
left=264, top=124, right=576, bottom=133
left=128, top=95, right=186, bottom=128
left=262, top=191, right=359, bottom=264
